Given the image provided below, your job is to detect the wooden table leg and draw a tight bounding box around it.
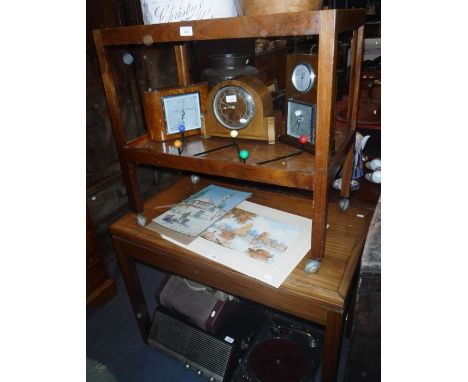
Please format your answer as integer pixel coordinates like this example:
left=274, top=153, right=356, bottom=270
left=114, top=238, right=151, bottom=342
left=322, top=310, right=345, bottom=382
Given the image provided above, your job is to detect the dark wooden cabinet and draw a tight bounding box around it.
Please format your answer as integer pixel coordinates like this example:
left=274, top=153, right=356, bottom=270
left=345, top=198, right=381, bottom=381
left=87, top=205, right=117, bottom=309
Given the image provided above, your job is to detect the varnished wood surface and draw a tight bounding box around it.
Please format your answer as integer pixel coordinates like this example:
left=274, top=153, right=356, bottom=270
left=94, top=29, right=144, bottom=212
left=95, top=6, right=366, bottom=273
left=309, top=10, right=338, bottom=262
left=323, top=310, right=345, bottom=382
left=124, top=128, right=353, bottom=190
left=110, top=176, right=372, bottom=323
left=98, top=9, right=365, bottom=46
left=174, top=44, right=191, bottom=86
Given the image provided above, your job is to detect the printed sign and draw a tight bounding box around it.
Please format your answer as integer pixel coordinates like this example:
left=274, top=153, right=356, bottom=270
left=141, top=0, right=240, bottom=25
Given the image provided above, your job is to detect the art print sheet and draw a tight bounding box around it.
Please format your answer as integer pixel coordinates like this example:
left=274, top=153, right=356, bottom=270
left=162, top=201, right=312, bottom=288
left=200, top=207, right=304, bottom=264
left=153, top=185, right=251, bottom=237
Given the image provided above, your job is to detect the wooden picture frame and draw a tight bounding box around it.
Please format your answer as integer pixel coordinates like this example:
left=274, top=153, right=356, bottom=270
left=142, top=82, right=209, bottom=142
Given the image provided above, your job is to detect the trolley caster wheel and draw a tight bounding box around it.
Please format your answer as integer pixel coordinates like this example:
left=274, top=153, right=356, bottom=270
left=304, top=259, right=321, bottom=274
left=191, top=175, right=200, bottom=184
left=136, top=213, right=147, bottom=227
left=339, top=198, right=349, bottom=212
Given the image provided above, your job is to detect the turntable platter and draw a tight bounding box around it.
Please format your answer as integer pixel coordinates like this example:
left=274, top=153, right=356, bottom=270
left=247, top=338, right=309, bottom=382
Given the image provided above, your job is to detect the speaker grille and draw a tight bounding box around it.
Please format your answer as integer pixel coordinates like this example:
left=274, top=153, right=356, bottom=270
left=149, top=309, right=233, bottom=378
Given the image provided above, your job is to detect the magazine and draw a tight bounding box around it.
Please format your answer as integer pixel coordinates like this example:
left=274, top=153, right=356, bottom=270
left=161, top=201, right=312, bottom=288
left=152, top=185, right=251, bottom=237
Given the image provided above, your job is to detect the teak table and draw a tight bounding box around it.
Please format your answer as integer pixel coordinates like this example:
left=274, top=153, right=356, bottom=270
left=110, top=176, right=372, bottom=382
left=95, top=9, right=368, bottom=381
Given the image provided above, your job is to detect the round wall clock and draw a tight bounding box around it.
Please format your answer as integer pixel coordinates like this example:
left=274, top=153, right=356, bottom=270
left=204, top=76, right=278, bottom=143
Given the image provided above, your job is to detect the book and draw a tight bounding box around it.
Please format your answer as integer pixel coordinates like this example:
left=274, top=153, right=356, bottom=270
left=151, top=185, right=251, bottom=238
left=161, top=200, right=312, bottom=288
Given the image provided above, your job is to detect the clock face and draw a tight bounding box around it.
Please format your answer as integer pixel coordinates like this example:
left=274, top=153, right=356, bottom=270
left=162, top=92, right=202, bottom=134
left=291, top=62, right=316, bottom=93
left=212, top=85, right=255, bottom=130
left=287, top=99, right=316, bottom=144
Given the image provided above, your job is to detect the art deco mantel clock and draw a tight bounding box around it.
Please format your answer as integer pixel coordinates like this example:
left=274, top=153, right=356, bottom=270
left=203, top=76, right=278, bottom=144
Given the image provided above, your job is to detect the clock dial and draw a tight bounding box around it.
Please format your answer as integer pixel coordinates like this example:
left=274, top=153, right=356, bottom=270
left=287, top=100, right=316, bottom=144
left=162, top=92, right=201, bottom=134
left=213, top=85, right=255, bottom=130
left=291, top=62, right=316, bottom=93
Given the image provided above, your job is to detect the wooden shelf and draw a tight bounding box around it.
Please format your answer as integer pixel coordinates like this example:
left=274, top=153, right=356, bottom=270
left=94, top=7, right=366, bottom=262
left=125, top=126, right=354, bottom=190
left=98, top=9, right=365, bottom=46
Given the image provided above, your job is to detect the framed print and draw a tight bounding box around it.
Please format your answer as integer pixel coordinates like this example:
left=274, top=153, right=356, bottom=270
left=142, top=82, right=209, bottom=141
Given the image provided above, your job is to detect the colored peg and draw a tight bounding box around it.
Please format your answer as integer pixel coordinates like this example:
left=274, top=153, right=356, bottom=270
left=230, top=130, right=240, bottom=154
left=299, top=134, right=308, bottom=151
left=174, top=139, right=183, bottom=155
left=230, top=130, right=238, bottom=139
left=239, top=149, right=249, bottom=163
left=178, top=124, right=186, bottom=142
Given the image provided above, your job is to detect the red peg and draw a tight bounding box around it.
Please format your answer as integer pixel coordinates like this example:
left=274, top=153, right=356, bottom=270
left=299, top=135, right=308, bottom=145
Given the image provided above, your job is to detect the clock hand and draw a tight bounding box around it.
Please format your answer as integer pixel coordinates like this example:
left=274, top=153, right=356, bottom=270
left=219, top=100, right=236, bottom=108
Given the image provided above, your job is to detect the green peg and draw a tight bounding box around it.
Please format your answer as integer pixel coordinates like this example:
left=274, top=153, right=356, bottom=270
left=239, top=149, right=249, bottom=163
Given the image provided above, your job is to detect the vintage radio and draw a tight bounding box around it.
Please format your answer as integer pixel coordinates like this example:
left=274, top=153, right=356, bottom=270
left=148, top=303, right=265, bottom=382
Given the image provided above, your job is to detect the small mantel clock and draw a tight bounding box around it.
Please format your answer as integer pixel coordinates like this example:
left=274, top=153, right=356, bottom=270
left=285, top=53, right=318, bottom=104
left=204, top=76, right=278, bottom=144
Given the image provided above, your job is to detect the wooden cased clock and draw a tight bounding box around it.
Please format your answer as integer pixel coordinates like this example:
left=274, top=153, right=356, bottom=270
left=203, top=76, right=278, bottom=144
left=142, top=82, right=209, bottom=142
left=285, top=53, right=318, bottom=104
left=280, top=53, right=321, bottom=153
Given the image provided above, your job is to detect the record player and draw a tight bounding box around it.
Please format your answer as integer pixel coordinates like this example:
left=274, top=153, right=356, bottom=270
left=231, top=310, right=324, bottom=382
